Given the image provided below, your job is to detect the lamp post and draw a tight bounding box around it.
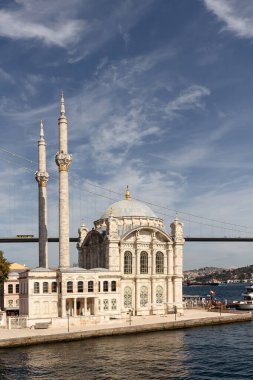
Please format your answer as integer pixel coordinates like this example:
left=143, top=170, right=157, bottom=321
left=174, top=305, right=177, bottom=321
left=67, top=311, right=70, bottom=332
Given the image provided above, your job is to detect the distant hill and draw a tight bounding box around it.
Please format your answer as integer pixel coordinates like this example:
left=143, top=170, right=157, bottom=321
left=184, top=265, right=253, bottom=282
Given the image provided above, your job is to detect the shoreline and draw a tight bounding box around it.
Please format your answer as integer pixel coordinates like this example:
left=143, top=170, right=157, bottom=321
left=0, top=310, right=251, bottom=348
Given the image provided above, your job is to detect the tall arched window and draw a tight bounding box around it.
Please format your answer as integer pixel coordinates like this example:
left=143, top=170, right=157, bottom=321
left=88, top=281, right=94, bottom=292
left=43, top=282, right=48, bottom=293
left=140, top=286, right=148, bottom=307
left=124, top=251, right=132, bottom=274
left=140, top=251, right=148, bottom=274
left=78, top=281, right=84, bottom=292
left=156, top=286, right=163, bottom=304
left=156, top=252, right=164, bottom=274
left=52, top=282, right=57, bottom=293
left=124, top=286, right=132, bottom=308
left=34, top=282, right=40, bottom=294
left=8, top=284, right=13, bottom=294
left=103, top=281, right=108, bottom=292
left=67, top=281, right=73, bottom=293
left=111, top=281, right=116, bottom=291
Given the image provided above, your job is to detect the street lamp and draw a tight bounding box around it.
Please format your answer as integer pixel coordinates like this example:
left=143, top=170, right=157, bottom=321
left=67, top=311, right=70, bottom=332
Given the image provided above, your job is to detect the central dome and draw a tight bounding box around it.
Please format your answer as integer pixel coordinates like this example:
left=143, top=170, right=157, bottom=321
left=101, top=187, right=157, bottom=219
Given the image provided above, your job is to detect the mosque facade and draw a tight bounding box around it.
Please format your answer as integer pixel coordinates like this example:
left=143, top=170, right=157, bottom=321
left=18, top=95, right=185, bottom=324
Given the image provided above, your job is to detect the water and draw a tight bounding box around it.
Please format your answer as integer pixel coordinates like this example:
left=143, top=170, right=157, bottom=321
left=0, top=284, right=252, bottom=380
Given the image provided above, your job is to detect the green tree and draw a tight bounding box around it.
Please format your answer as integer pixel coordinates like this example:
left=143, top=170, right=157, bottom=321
left=0, top=250, right=10, bottom=284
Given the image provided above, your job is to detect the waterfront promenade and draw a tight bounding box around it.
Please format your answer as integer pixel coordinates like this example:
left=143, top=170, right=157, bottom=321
left=0, top=309, right=251, bottom=348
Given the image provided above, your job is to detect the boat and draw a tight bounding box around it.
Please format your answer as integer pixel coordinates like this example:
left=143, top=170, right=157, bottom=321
left=186, top=281, right=220, bottom=286
left=236, top=285, right=253, bottom=310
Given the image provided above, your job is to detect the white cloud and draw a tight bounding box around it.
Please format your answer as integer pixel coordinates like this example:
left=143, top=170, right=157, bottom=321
left=165, top=85, right=211, bottom=118
left=204, top=0, right=253, bottom=39
left=0, top=9, right=85, bottom=47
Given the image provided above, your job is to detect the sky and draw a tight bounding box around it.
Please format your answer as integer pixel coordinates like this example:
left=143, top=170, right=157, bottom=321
left=1, top=0, right=253, bottom=270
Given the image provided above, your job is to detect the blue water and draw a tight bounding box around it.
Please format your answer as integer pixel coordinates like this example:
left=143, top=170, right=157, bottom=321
left=0, top=284, right=252, bottom=380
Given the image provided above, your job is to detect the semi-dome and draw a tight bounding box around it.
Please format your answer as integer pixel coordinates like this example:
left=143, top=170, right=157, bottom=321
left=100, top=187, right=157, bottom=219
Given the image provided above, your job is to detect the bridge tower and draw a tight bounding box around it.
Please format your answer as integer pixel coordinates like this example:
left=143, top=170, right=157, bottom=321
left=35, top=120, right=49, bottom=268
left=55, top=92, right=72, bottom=267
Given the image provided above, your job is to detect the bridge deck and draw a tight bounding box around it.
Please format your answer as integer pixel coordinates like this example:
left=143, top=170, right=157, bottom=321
left=0, top=237, right=253, bottom=243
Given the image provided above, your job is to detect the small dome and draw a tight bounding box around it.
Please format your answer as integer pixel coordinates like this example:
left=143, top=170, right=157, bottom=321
left=101, top=198, right=157, bottom=218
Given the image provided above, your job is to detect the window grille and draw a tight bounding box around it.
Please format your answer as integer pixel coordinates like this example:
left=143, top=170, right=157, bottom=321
left=140, top=286, right=148, bottom=307
left=111, top=299, right=117, bottom=310
left=103, top=281, right=108, bottom=292
left=156, top=286, right=163, bottom=304
left=103, top=299, right=109, bottom=310
left=67, top=281, right=73, bottom=293
left=124, top=286, right=132, bottom=308
left=156, top=252, right=164, bottom=274
left=140, top=251, right=148, bottom=274
left=78, top=281, right=84, bottom=292
left=43, top=282, right=49, bottom=293
left=34, top=282, right=40, bottom=294
left=124, top=251, right=132, bottom=274
left=88, top=281, right=94, bottom=292
left=111, top=281, right=116, bottom=291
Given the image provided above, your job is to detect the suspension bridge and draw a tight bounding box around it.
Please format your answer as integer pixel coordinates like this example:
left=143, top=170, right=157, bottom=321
left=1, top=145, right=253, bottom=247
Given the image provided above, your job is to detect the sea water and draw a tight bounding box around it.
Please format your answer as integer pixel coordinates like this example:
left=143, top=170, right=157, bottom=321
left=0, top=284, right=252, bottom=380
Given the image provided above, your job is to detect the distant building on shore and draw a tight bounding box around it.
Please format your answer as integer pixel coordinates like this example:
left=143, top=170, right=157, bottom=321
left=0, top=263, right=28, bottom=316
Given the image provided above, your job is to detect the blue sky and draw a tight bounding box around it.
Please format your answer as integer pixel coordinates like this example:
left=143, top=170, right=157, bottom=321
left=1, top=0, right=253, bottom=270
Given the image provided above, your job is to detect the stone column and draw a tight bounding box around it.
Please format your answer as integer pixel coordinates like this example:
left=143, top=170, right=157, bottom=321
left=35, top=120, right=49, bottom=268
left=55, top=93, right=72, bottom=268
left=170, top=214, right=185, bottom=313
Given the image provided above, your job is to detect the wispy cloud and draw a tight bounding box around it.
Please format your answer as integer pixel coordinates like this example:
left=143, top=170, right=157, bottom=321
left=0, top=7, right=86, bottom=47
left=165, top=85, right=211, bottom=118
left=204, top=0, right=253, bottom=39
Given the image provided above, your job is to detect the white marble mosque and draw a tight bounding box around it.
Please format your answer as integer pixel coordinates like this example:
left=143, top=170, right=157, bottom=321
left=18, top=94, right=185, bottom=323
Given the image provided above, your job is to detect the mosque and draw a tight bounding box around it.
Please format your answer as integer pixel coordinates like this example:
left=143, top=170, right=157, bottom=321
left=18, top=94, right=185, bottom=324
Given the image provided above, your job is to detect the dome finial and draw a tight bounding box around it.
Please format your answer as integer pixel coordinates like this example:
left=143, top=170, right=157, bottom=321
left=125, top=185, right=131, bottom=200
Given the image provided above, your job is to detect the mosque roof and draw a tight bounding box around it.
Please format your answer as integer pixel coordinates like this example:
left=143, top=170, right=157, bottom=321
left=100, top=187, right=157, bottom=219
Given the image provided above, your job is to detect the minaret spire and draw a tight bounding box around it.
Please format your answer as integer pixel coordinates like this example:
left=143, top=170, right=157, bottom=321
left=35, top=120, right=49, bottom=268
left=55, top=92, right=72, bottom=268
left=40, top=119, right=44, bottom=139
left=60, top=91, right=65, bottom=115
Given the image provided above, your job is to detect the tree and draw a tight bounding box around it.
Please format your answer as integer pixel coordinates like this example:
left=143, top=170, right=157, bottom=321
left=0, top=250, right=10, bottom=284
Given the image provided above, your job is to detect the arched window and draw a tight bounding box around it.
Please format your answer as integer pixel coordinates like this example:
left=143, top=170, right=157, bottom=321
left=156, top=252, right=164, bottom=274
left=8, top=284, right=13, bottom=294
left=111, top=281, right=116, bottom=291
left=43, top=282, right=48, bottom=293
left=156, top=286, right=163, bottom=304
left=124, top=251, right=132, bottom=274
left=140, top=251, right=148, bottom=274
left=124, top=286, right=132, bottom=308
left=78, top=281, right=84, bottom=292
left=67, top=281, right=73, bottom=293
left=140, top=286, right=148, bottom=307
left=34, top=282, right=40, bottom=294
left=51, top=282, right=57, bottom=293
left=88, top=281, right=94, bottom=292
left=103, top=281, right=108, bottom=292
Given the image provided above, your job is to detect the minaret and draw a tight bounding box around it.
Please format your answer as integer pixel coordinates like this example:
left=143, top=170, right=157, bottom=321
left=35, top=120, right=49, bottom=268
left=55, top=92, right=72, bottom=267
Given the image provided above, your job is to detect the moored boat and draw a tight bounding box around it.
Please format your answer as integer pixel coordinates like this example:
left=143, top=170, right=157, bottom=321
left=236, top=285, right=253, bottom=310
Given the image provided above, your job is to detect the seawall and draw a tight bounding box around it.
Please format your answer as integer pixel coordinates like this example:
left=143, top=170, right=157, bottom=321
left=0, top=312, right=251, bottom=348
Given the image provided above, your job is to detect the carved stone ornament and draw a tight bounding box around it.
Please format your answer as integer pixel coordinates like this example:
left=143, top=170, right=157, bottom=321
left=55, top=151, right=72, bottom=171
left=35, top=171, right=49, bottom=187
left=108, top=217, right=118, bottom=239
